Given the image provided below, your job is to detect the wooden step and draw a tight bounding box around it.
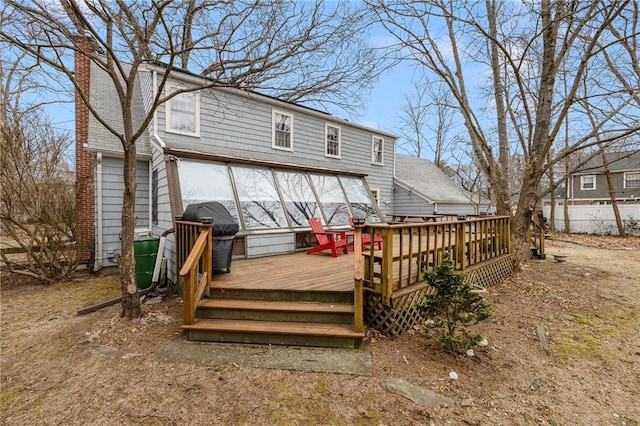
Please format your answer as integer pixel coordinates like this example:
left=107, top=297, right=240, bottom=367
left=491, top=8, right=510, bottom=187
left=200, top=299, right=354, bottom=313
left=196, top=299, right=354, bottom=323
left=209, top=287, right=354, bottom=304
left=182, top=318, right=364, bottom=348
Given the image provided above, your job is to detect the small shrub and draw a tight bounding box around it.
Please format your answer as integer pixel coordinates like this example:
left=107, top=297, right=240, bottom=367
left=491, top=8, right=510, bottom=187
left=417, top=252, right=491, bottom=353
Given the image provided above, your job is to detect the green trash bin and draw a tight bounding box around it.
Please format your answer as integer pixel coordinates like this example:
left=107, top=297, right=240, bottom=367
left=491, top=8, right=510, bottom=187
left=134, top=235, right=160, bottom=289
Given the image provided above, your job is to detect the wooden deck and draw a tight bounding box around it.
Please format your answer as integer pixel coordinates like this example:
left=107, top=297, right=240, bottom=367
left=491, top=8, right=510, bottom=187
left=211, top=251, right=354, bottom=292
left=175, top=217, right=511, bottom=346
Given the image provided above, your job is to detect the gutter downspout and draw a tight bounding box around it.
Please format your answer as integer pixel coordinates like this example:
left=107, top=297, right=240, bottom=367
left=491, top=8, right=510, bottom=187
left=95, top=152, right=103, bottom=271
left=148, top=159, right=153, bottom=232
left=151, top=70, right=166, bottom=150
left=150, top=70, right=167, bottom=284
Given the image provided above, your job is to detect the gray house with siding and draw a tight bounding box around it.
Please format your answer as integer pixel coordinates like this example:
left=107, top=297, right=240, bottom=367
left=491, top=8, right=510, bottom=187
left=392, top=154, right=485, bottom=215
left=77, top=56, right=401, bottom=282
left=567, top=150, right=640, bottom=204
left=76, top=54, right=480, bottom=283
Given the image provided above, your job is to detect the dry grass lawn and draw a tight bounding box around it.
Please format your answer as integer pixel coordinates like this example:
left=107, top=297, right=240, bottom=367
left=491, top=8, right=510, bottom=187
left=1, top=234, right=639, bottom=425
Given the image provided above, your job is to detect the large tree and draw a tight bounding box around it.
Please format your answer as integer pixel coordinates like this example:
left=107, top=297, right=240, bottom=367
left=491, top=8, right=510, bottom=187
left=1, top=0, right=384, bottom=318
left=369, top=0, right=640, bottom=245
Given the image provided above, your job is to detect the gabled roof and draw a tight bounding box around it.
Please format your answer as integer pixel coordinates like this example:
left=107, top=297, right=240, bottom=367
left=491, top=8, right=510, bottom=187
left=394, top=154, right=473, bottom=204
left=574, top=150, right=640, bottom=174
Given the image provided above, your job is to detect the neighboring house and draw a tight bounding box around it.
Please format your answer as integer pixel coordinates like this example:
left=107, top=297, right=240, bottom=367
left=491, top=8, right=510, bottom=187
left=393, top=154, right=489, bottom=215
left=74, top=43, right=480, bottom=281
left=567, top=150, right=640, bottom=205
left=543, top=150, right=640, bottom=234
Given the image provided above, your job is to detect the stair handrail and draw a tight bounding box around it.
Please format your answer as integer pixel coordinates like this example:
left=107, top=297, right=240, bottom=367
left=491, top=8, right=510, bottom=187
left=178, top=221, right=213, bottom=325
left=528, top=220, right=545, bottom=258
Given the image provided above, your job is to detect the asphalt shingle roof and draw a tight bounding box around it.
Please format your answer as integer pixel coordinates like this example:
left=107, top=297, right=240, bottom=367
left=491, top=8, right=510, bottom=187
left=394, top=154, right=472, bottom=204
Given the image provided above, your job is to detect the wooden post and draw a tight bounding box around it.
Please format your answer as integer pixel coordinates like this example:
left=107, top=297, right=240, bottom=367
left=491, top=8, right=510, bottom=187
left=183, top=266, right=195, bottom=325
left=353, top=226, right=364, bottom=334
left=203, top=224, right=213, bottom=298
left=456, top=221, right=465, bottom=270
left=381, top=227, right=394, bottom=307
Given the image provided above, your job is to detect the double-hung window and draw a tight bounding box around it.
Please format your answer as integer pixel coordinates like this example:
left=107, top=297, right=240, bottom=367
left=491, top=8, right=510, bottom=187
left=371, top=136, right=384, bottom=165
left=325, top=124, right=341, bottom=158
left=273, top=110, right=293, bottom=151
left=166, top=86, right=200, bottom=136
left=624, top=172, right=640, bottom=188
left=580, top=175, right=596, bottom=190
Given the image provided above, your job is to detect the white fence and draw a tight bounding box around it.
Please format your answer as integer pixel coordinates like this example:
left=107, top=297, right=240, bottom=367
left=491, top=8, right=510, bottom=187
left=543, top=204, right=640, bottom=235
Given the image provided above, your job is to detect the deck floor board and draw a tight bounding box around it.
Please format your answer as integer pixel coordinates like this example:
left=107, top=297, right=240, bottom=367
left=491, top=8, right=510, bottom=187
left=212, top=251, right=354, bottom=291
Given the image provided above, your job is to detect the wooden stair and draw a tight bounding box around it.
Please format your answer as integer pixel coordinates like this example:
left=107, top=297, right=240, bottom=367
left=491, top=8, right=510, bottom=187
left=181, top=288, right=364, bottom=348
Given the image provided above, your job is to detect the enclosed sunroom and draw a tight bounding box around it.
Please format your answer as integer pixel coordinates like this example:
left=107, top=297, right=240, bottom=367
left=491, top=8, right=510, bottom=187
left=167, top=155, right=383, bottom=261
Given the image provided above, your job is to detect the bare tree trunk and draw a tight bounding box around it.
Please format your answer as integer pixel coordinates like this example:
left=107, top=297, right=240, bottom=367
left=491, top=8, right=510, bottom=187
left=512, top=0, right=559, bottom=243
left=563, top=162, right=570, bottom=233
left=599, top=149, right=626, bottom=237
left=546, top=151, right=556, bottom=233
left=119, top=147, right=141, bottom=318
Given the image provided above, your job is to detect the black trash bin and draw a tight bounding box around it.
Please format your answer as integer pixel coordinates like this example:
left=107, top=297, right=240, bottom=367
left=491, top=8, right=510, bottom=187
left=182, top=202, right=240, bottom=272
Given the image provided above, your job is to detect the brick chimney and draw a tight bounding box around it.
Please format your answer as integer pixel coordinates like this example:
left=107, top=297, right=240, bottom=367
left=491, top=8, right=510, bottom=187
left=73, top=35, right=96, bottom=267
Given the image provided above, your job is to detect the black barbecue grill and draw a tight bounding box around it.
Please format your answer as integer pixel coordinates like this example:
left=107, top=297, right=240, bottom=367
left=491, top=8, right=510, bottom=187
left=182, top=202, right=240, bottom=272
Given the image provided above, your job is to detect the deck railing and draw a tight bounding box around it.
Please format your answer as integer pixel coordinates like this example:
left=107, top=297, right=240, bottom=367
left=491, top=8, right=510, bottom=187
left=354, top=216, right=511, bottom=306
left=175, top=220, right=213, bottom=325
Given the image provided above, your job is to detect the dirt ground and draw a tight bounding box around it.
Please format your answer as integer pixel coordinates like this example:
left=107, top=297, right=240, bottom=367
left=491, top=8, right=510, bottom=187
left=1, top=234, right=639, bottom=425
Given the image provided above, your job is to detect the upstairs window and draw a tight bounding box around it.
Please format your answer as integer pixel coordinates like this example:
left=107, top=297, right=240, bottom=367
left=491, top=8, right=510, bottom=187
left=580, top=175, right=596, bottom=190
left=166, top=87, right=200, bottom=136
left=273, top=110, right=293, bottom=151
left=325, top=124, right=341, bottom=158
left=371, top=136, right=384, bottom=165
left=624, top=172, right=640, bottom=188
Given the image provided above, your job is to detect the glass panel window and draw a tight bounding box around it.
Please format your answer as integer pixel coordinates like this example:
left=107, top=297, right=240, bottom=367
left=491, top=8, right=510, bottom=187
left=325, top=124, right=341, bottom=158
left=275, top=171, right=321, bottom=227
left=177, top=159, right=239, bottom=222
left=231, top=165, right=288, bottom=229
left=371, top=136, right=384, bottom=165
left=310, top=174, right=350, bottom=226
left=272, top=110, right=293, bottom=150
left=580, top=175, right=595, bottom=190
left=624, top=172, right=640, bottom=188
left=166, top=88, right=199, bottom=136
left=340, top=177, right=380, bottom=222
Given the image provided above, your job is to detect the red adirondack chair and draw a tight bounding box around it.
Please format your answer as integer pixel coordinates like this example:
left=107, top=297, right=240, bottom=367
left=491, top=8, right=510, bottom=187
left=349, top=217, right=382, bottom=250
left=306, top=217, right=351, bottom=257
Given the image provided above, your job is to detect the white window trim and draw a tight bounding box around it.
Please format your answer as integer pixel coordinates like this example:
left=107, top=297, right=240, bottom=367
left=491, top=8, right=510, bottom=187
left=272, top=109, right=294, bottom=152
left=324, top=123, right=341, bottom=159
left=623, top=171, right=640, bottom=188
left=580, top=175, right=596, bottom=190
left=370, top=188, right=380, bottom=207
left=165, top=85, right=201, bottom=137
left=371, top=135, right=384, bottom=165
